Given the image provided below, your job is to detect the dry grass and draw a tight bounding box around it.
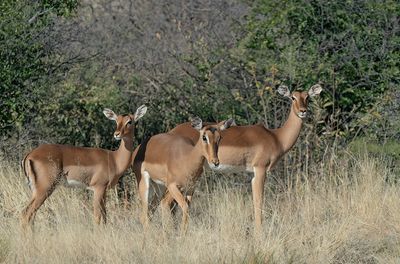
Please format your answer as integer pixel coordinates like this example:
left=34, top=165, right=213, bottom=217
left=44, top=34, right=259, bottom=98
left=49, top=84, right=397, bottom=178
left=0, top=153, right=399, bottom=263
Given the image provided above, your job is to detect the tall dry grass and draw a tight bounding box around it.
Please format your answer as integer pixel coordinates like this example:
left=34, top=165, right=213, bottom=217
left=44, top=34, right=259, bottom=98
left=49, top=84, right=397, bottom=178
left=0, top=153, right=399, bottom=263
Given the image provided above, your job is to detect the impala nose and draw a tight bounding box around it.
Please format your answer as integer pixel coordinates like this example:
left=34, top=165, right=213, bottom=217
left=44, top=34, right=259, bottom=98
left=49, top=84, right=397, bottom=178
left=298, top=109, right=307, bottom=118
left=114, top=132, right=121, bottom=139
left=213, top=161, right=220, bottom=167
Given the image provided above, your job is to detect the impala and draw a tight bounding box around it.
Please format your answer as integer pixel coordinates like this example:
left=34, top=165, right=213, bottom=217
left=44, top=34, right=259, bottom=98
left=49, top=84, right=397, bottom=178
left=166, top=84, right=323, bottom=233
left=21, top=105, right=147, bottom=229
left=132, top=117, right=234, bottom=234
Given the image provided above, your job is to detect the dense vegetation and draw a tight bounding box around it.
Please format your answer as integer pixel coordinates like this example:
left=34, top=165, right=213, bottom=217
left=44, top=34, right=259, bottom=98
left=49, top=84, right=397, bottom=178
left=0, top=1, right=398, bottom=193
left=0, top=0, right=399, bottom=181
left=1, top=0, right=399, bottom=150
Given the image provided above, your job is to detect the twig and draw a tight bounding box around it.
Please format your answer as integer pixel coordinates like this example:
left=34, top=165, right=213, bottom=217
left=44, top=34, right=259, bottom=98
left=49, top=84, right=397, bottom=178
left=28, top=8, right=53, bottom=24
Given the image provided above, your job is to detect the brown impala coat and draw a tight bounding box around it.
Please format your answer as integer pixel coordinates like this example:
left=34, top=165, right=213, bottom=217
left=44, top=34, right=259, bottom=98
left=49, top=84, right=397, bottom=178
left=133, top=118, right=234, bottom=233
left=21, top=105, right=147, bottom=229
left=167, top=84, right=323, bottom=234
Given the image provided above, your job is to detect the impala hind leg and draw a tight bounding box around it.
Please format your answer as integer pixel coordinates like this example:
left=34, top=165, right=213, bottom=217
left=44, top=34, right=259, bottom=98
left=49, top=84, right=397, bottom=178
left=148, top=182, right=166, bottom=217
left=167, top=194, right=192, bottom=216
left=21, top=177, right=59, bottom=231
left=139, top=172, right=150, bottom=229
left=21, top=163, right=59, bottom=231
left=93, top=185, right=107, bottom=225
left=160, top=191, right=175, bottom=231
left=167, top=183, right=189, bottom=235
left=252, top=166, right=267, bottom=235
left=21, top=189, right=53, bottom=231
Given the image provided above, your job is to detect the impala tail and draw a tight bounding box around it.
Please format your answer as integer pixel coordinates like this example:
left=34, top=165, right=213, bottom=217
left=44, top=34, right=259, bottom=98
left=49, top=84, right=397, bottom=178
left=21, top=154, right=35, bottom=191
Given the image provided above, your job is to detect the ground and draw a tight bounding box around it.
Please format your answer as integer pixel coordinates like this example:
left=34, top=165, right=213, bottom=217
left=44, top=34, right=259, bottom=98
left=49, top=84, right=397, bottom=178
left=0, top=153, right=399, bottom=263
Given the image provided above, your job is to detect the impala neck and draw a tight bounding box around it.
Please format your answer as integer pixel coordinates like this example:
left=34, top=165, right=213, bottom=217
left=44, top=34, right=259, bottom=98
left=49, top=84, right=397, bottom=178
left=113, top=134, right=135, bottom=175
left=274, top=104, right=303, bottom=154
left=189, top=139, right=206, bottom=169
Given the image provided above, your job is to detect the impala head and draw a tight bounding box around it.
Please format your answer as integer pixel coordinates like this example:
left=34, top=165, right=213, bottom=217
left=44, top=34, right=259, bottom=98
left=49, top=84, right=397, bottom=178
left=103, top=105, right=147, bottom=140
left=191, top=117, right=235, bottom=168
left=278, top=84, right=322, bottom=119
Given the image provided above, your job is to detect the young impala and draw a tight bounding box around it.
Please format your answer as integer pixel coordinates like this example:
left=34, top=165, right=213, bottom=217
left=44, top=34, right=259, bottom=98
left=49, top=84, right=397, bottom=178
left=166, top=84, right=323, bottom=234
left=132, top=117, right=234, bottom=234
left=21, top=105, right=147, bottom=229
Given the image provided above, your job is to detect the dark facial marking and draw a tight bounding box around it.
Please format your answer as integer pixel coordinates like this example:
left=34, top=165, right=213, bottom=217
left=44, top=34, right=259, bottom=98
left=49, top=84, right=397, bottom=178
left=208, top=127, right=217, bottom=134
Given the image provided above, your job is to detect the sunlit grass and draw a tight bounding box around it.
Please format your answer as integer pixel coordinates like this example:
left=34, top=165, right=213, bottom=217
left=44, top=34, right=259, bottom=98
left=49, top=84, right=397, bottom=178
left=0, top=153, right=399, bottom=263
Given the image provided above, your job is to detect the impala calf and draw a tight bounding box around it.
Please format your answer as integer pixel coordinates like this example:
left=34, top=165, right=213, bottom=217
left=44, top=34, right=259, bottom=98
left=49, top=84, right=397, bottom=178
left=133, top=117, right=234, bottom=234
left=168, top=84, right=323, bottom=234
left=21, top=105, right=147, bottom=229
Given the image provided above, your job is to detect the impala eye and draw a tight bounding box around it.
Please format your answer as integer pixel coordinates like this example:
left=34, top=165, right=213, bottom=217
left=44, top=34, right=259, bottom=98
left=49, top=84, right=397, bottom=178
left=202, top=135, right=207, bottom=142
left=291, top=96, right=296, bottom=101
left=127, top=120, right=132, bottom=125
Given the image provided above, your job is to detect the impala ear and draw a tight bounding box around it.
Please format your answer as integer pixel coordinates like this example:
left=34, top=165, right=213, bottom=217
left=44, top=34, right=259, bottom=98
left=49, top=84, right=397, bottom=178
left=191, top=117, right=203, bottom=131
left=219, top=118, right=235, bottom=131
left=277, top=85, right=291, bottom=98
left=308, top=84, right=323, bottom=97
left=103, top=108, right=118, bottom=121
left=134, top=105, right=147, bottom=121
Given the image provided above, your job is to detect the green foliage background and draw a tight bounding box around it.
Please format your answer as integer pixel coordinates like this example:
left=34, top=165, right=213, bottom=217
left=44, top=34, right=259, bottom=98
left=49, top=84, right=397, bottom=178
left=0, top=0, right=399, bottom=166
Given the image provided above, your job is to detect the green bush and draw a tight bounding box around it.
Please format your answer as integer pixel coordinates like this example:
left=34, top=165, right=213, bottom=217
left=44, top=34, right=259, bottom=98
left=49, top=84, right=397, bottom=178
left=0, top=0, right=78, bottom=140
left=238, top=0, right=399, bottom=136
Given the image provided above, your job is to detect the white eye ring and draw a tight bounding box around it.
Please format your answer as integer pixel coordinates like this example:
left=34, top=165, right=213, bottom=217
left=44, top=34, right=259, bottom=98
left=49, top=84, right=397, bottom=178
left=202, top=134, right=210, bottom=144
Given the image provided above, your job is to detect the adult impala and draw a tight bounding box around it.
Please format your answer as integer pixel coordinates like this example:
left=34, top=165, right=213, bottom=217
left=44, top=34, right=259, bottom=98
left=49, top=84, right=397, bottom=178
left=167, top=84, right=323, bottom=233
left=133, top=117, right=234, bottom=234
left=21, top=105, right=147, bottom=229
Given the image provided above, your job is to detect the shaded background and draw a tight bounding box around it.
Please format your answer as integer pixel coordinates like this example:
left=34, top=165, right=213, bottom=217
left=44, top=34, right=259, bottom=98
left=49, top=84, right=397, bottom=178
left=1, top=0, right=399, bottom=182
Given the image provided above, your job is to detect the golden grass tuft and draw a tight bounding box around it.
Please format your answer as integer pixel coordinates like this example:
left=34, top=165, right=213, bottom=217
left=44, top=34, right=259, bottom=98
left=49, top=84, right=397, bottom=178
left=0, top=153, right=399, bottom=263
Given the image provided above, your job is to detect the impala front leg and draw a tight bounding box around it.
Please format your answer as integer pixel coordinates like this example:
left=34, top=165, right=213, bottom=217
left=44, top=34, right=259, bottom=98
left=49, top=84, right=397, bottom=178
left=252, top=166, right=266, bottom=235
left=167, top=183, right=189, bottom=235
left=93, top=185, right=107, bottom=225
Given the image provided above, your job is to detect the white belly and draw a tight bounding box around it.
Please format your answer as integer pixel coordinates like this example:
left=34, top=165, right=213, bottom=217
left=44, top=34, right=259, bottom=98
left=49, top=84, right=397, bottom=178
left=65, top=179, right=93, bottom=191
left=207, top=163, right=254, bottom=173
